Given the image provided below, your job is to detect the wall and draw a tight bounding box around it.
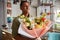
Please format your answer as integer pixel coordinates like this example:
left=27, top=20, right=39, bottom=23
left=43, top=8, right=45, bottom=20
left=0, top=0, right=6, bottom=28
left=0, top=0, right=4, bottom=38
left=53, top=0, right=60, bottom=29
left=11, top=1, right=22, bottom=17
left=30, top=6, right=36, bottom=17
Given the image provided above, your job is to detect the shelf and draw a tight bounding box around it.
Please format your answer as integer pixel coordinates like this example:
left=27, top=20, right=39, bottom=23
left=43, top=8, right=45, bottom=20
left=7, top=8, right=12, bottom=10
left=7, top=0, right=11, bottom=3
left=40, top=3, right=53, bottom=6
left=55, top=19, right=60, bottom=23
left=7, top=1, right=11, bottom=3
left=53, top=30, right=60, bottom=32
left=2, top=28, right=12, bottom=34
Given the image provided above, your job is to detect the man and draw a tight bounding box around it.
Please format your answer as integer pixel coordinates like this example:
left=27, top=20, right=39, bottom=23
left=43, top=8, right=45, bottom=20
left=12, top=1, right=36, bottom=40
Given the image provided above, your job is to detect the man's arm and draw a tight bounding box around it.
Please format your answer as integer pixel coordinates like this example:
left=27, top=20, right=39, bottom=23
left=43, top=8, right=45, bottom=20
left=12, top=17, right=20, bottom=37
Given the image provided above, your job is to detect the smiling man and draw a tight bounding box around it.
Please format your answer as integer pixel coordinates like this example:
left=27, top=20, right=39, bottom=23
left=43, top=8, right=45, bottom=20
left=12, top=1, right=36, bottom=40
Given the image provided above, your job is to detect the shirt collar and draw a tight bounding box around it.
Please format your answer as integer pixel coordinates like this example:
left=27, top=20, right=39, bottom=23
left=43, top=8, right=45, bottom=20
left=21, top=13, right=30, bottom=17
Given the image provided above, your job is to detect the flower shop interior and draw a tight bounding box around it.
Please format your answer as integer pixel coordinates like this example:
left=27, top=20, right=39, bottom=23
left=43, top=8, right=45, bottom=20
left=0, top=0, right=60, bottom=40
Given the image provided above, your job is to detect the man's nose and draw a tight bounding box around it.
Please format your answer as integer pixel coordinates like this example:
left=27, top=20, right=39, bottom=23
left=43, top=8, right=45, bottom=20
left=27, top=7, right=30, bottom=10
left=27, top=7, right=28, bottom=9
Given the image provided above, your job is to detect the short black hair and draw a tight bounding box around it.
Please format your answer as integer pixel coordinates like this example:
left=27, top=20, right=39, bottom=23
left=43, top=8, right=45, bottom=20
left=20, top=1, right=29, bottom=7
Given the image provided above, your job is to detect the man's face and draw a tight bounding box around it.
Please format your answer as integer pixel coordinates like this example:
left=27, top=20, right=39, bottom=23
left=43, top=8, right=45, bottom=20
left=20, top=2, right=30, bottom=13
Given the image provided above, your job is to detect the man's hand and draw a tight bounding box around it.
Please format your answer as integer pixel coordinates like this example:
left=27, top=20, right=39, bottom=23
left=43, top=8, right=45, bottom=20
left=35, top=37, right=41, bottom=40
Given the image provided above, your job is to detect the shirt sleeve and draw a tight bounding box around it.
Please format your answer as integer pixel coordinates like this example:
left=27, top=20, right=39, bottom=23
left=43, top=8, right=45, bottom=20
left=12, top=17, right=20, bottom=37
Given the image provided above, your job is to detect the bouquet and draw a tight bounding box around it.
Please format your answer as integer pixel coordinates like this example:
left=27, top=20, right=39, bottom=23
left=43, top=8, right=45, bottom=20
left=19, top=13, right=52, bottom=38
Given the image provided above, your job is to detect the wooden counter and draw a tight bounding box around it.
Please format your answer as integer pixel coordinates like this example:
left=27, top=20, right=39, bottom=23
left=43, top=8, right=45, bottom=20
left=2, top=28, right=35, bottom=40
